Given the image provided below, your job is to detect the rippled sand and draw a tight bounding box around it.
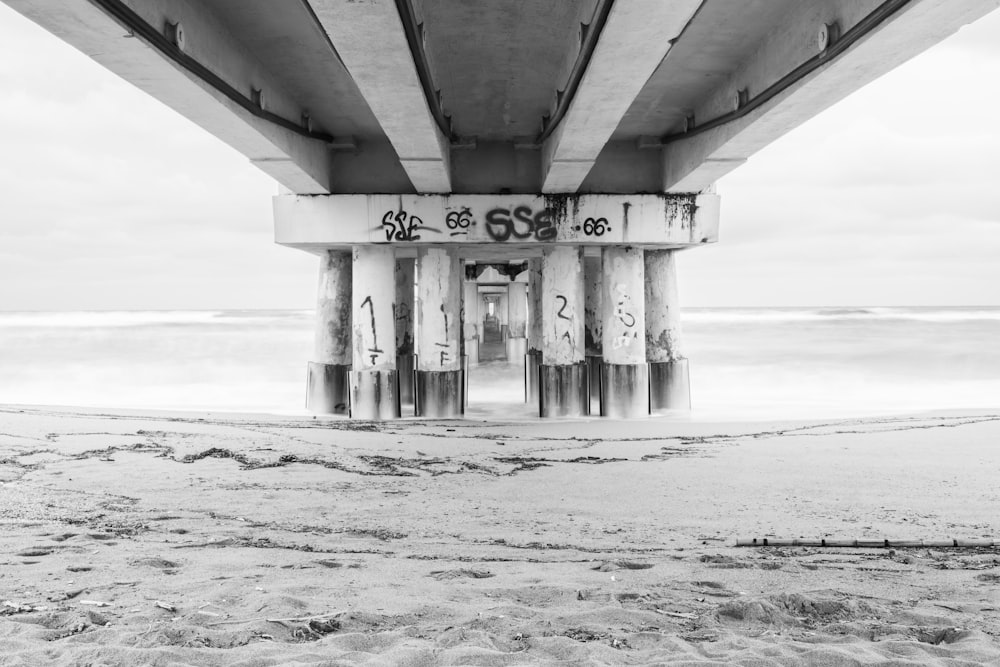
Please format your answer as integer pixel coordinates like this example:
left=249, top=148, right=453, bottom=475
left=1, top=406, right=998, bottom=665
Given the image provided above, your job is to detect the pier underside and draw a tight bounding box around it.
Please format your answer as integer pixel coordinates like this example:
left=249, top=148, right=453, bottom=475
left=5, top=0, right=997, bottom=418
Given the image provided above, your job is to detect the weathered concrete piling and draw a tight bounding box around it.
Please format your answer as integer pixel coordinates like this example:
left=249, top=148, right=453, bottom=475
left=645, top=249, right=690, bottom=411
left=601, top=246, right=648, bottom=418
left=415, top=248, right=463, bottom=418
left=350, top=246, right=400, bottom=420
left=394, top=258, right=416, bottom=404
left=307, top=250, right=352, bottom=415
left=539, top=246, right=588, bottom=417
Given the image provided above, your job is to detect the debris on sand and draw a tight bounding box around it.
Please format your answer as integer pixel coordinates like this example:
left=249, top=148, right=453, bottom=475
left=592, top=560, right=655, bottom=572
left=429, top=569, right=495, bottom=580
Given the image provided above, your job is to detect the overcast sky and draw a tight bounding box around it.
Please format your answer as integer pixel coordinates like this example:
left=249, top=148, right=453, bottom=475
left=0, top=5, right=998, bottom=310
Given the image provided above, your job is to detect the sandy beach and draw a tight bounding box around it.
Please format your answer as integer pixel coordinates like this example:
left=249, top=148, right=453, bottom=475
left=1, top=406, right=999, bottom=665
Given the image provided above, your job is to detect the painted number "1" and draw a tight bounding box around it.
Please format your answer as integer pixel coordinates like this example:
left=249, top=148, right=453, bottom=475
left=360, top=296, right=384, bottom=365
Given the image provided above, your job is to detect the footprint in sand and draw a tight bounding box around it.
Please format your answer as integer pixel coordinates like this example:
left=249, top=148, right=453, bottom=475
left=692, top=580, right=739, bottom=597
left=132, top=557, right=180, bottom=573
left=86, top=533, right=115, bottom=541
left=16, top=548, right=54, bottom=558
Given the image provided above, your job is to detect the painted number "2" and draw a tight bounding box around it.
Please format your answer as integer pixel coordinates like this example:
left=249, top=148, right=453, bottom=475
left=555, top=295, right=571, bottom=320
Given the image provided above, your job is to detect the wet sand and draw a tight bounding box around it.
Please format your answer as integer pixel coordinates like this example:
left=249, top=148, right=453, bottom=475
left=1, top=406, right=999, bottom=665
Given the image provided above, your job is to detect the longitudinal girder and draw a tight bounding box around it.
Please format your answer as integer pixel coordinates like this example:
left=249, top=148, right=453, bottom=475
left=6, top=0, right=995, bottom=195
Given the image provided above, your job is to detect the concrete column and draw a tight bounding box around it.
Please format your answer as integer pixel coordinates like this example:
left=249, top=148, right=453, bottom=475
left=525, top=257, right=543, bottom=404
left=584, top=253, right=603, bottom=414
left=473, top=286, right=482, bottom=341
left=307, top=250, right=351, bottom=415
left=498, top=292, right=509, bottom=343
left=416, top=247, right=463, bottom=417
left=463, top=280, right=480, bottom=366
left=395, top=258, right=416, bottom=404
left=539, top=247, right=588, bottom=417
left=350, top=245, right=401, bottom=419
left=645, top=249, right=691, bottom=411
left=505, top=282, right=528, bottom=363
left=601, top=246, right=648, bottom=418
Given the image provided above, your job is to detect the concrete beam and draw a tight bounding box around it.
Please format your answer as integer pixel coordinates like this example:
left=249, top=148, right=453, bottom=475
left=311, top=0, right=451, bottom=193
left=2, top=0, right=333, bottom=193
left=662, top=0, right=1000, bottom=193
left=541, top=0, right=703, bottom=193
left=273, top=193, right=719, bottom=251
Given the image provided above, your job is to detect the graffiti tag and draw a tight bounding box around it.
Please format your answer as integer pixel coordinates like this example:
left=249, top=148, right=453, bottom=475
left=555, top=295, right=571, bottom=320
left=445, top=208, right=473, bottom=237
left=579, top=217, right=610, bottom=237
left=613, top=282, right=637, bottom=329
left=612, top=333, right=638, bottom=349
left=381, top=209, right=440, bottom=242
left=360, top=296, right=385, bottom=365
left=485, top=206, right=557, bottom=242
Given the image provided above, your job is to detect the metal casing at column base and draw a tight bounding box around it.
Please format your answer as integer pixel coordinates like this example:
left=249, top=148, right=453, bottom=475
left=600, top=363, right=650, bottom=418
left=411, top=355, right=418, bottom=416
left=506, top=337, right=527, bottom=364
left=586, top=355, right=602, bottom=415
left=415, top=369, right=464, bottom=418
left=539, top=362, right=589, bottom=418
left=462, top=356, right=469, bottom=411
left=397, top=354, right=415, bottom=404
left=465, top=337, right=480, bottom=366
left=349, top=369, right=401, bottom=420
left=649, top=359, right=691, bottom=411
left=306, top=362, right=350, bottom=415
left=524, top=350, right=541, bottom=404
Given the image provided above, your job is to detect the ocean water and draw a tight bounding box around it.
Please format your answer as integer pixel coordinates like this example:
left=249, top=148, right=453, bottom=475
left=0, top=307, right=997, bottom=420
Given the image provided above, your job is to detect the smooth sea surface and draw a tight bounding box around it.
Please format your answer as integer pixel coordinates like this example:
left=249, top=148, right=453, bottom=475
left=0, top=307, right=997, bottom=420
